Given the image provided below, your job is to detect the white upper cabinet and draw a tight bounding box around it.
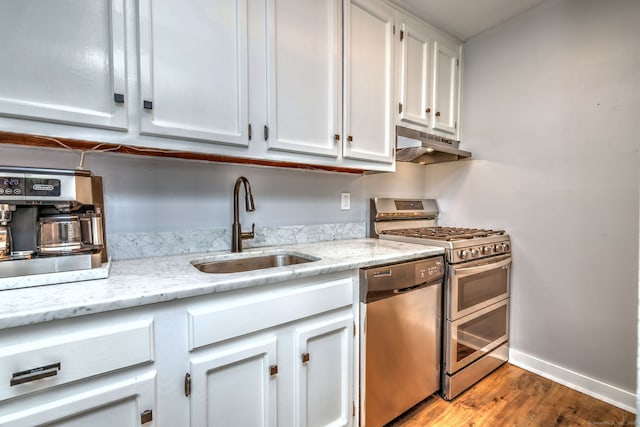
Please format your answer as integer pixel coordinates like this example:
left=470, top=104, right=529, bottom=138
left=395, top=10, right=462, bottom=139
left=343, top=0, right=395, bottom=164
left=0, top=0, right=127, bottom=130
left=0, top=1, right=461, bottom=171
left=432, top=39, right=460, bottom=136
left=138, top=0, right=249, bottom=146
left=396, top=13, right=432, bottom=129
left=265, top=0, right=342, bottom=157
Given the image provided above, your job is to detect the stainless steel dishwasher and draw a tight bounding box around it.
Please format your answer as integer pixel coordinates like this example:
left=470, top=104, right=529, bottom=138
left=360, top=256, right=444, bottom=426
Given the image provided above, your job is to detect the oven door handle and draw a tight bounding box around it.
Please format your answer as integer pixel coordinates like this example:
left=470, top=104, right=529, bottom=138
left=453, top=257, right=511, bottom=277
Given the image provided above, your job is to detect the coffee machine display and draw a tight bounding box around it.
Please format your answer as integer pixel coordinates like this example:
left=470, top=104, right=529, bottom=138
left=0, top=166, right=108, bottom=281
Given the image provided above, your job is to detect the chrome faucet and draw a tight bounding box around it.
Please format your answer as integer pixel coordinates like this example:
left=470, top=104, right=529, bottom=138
left=231, top=176, right=256, bottom=252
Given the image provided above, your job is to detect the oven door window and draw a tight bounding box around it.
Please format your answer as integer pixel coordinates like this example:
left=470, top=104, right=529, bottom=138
left=448, top=300, right=509, bottom=373
left=450, top=256, right=511, bottom=320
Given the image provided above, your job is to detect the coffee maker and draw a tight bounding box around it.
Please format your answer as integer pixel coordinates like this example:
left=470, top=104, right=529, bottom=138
left=0, top=166, right=108, bottom=279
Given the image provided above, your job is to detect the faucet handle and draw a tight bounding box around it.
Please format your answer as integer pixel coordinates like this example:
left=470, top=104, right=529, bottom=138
left=241, top=223, right=255, bottom=241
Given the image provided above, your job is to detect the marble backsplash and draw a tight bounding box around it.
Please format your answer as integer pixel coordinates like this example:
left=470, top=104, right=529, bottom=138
left=107, top=222, right=367, bottom=260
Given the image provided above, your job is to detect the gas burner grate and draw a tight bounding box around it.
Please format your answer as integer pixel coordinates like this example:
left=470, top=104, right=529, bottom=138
left=381, top=226, right=505, bottom=241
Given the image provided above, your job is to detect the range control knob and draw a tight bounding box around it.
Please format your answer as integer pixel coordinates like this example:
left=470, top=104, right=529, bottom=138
left=470, top=248, right=479, bottom=258
left=458, top=249, right=470, bottom=260
left=503, top=243, right=510, bottom=252
left=482, top=245, right=493, bottom=255
left=494, top=244, right=504, bottom=253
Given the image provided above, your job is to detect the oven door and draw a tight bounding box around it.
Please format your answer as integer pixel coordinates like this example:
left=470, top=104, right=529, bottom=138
left=447, top=254, right=511, bottom=321
left=445, top=299, right=509, bottom=374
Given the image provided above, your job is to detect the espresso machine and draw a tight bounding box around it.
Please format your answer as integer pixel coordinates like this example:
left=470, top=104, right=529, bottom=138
left=0, top=166, right=108, bottom=279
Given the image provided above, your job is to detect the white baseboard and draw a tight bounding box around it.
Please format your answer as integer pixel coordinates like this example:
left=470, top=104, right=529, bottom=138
left=509, top=348, right=636, bottom=414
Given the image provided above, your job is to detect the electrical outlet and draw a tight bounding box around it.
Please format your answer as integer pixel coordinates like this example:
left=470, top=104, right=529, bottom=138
left=340, top=192, right=351, bottom=210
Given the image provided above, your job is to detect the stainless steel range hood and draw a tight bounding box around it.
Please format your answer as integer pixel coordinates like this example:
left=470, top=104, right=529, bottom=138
left=396, top=126, right=471, bottom=165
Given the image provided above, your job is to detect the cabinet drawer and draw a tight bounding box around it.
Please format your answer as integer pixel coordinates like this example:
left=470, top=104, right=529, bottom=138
left=0, top=319, right=154, bottom=401
left=189, top=277, right=353, bottom=350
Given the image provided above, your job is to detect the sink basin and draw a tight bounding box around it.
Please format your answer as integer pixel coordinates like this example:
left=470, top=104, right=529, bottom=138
left=192, top=252, right=319, bottom=274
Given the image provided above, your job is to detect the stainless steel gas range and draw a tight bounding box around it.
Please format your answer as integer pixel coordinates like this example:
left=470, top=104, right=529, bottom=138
left=370, top=198, right=512, bottom=400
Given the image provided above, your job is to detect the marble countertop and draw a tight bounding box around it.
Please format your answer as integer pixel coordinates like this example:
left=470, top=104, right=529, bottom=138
left=0, top=238, right=444, bottom=329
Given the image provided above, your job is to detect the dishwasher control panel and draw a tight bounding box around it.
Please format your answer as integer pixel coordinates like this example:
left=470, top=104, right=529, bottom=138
left=360, top=256, right=444, bottom=302
left=417, top=258, right=444, bottom=281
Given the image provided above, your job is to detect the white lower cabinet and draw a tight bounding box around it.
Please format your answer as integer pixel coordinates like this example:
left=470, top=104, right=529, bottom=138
left=0, top=272, right=358, bottom=427
left=0, top=313, right=157, bottom=427
left=187, top=309, right=354, bottom=427
left=295, top=313, right=354, bottom=427
left=189, top=335, right=278, bottom=427
left=0, top=372, right=156, bottom=427
left=186, top=273, right=356, bottom=426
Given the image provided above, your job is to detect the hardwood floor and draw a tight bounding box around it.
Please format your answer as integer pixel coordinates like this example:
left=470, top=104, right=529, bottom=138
left=389, top=364, right=635, bottom=427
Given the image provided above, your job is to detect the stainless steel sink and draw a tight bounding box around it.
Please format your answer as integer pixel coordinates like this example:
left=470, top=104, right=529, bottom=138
left=192, top=252, right=319, bottom=274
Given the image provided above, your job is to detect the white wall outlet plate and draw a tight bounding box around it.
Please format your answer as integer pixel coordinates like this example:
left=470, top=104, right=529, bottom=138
left=340, top=192, right=350, bottom=210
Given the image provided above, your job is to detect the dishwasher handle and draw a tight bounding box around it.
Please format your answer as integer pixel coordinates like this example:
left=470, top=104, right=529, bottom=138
left=364, top=275, right=442, bottom=303
left=394, top=284, right=421, bottom=294
left=373, top=269, right=393, bottom=278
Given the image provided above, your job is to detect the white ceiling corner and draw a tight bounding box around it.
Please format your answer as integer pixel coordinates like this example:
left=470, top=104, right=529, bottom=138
left=389, top=0, right=546, bottom=41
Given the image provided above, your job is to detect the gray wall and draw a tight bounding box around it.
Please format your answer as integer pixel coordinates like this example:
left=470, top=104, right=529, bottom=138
left=424, top=0, right=639, bottom=394
left=0, top=144, right=426, bottom=233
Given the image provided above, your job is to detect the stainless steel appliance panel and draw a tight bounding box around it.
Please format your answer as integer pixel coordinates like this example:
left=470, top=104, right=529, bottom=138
left=369, top=198, right=512, bottom=400
left=0, top=167, right=108, bottom=285
left=448, top=255, right=511, bottom=320
left=364, top=283, right=441, bottom=426
left=38, top=215, right=83, bottom=253
left=445, top=299, right=509, bottom=374
left=361, top=256, right=443, bottom=427
left=442, top=342, right=509, bottom=401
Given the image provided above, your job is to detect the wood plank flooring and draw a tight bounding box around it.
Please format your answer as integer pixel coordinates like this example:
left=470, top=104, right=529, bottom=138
left=389, top=364, right=635, bottom=426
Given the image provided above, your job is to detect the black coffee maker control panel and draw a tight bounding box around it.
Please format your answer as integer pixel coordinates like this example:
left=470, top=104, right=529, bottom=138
left=1, top=177, right=62, bottom=198
left=0, top=177, right=24, bottom=196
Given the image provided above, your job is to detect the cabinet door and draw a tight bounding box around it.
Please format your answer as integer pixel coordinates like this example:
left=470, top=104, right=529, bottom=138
left=432, top=40, right=460, bottom=136
left=343, top=0, right=395, bottom=164
left=266, top=0, right=342, bottom=157
left=0, top=0, right=127, bottom=130
left=397, top=13, right=432, bottom=129
left=0, top=372, right=155, bottom=427
left=295, top=312, right=354, bottom=427
left=138, top=0, right=249, bottom=146
left=189, top=335, right=277, bottom=427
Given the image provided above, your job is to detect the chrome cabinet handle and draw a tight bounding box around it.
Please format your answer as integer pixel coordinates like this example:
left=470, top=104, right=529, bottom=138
left=11, top=362, right=61, bottom=386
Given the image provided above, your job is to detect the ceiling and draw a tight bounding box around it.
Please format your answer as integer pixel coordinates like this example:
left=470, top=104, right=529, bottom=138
left=389, top=0, right=545, bottom=41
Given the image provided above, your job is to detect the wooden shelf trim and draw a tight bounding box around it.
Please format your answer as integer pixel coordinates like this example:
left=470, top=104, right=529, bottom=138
left=0, top=131, right=366, bottom=175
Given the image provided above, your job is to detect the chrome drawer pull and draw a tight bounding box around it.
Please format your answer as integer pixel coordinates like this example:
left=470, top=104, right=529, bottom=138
left=10, top=362, right=61, bottom=386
